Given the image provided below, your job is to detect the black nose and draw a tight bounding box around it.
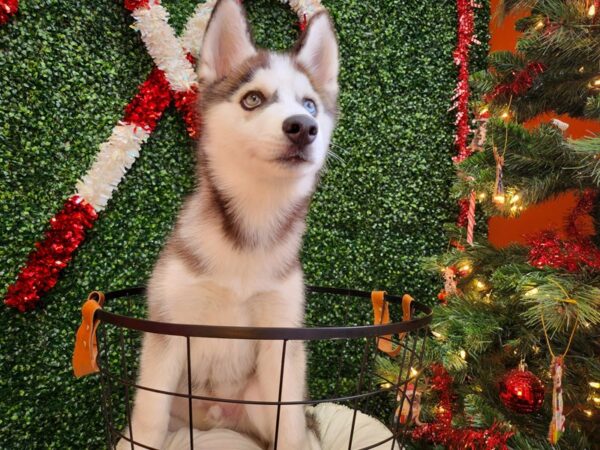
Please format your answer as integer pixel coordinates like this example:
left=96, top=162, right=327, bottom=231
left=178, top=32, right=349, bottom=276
left=282, top=115, right=318, bottom=147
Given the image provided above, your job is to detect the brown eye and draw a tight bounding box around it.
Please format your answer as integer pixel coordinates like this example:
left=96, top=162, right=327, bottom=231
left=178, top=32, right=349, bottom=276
left=241, top=91, right=265, bottom=110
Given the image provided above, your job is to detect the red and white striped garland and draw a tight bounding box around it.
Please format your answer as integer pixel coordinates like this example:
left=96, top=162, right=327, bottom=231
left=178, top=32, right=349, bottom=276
left=5, top=0, right=322, bottom=311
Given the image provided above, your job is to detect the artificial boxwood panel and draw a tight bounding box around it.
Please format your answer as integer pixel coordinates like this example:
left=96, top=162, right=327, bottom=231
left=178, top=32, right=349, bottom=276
left=0, top=0, right=489, bottom=447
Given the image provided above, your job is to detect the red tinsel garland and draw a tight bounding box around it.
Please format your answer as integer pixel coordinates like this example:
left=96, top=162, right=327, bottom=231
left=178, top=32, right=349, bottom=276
left=451, top=0, right=477, bottom=164
left=4, top=196, right=97, bottom=312
left=0, top=0, right=18, bottom=26
left=123, top=67, right=173, bottom=132
left=485, top=62, right=546, bottom=103
left=457, top=197, right=470, bottom=227
left=124, top=0, right=152, bottom=12
left=172, top=54, right=200, bottom=138
left=173, top=87, right=200, bottom=138
left=528, top=190, right=600, bottom=272
left=412, top=364, right=514, bottom=449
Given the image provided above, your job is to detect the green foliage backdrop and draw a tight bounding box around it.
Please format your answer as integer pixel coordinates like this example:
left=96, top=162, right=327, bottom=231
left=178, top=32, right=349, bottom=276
left=0, top=0, right=488, bottom=447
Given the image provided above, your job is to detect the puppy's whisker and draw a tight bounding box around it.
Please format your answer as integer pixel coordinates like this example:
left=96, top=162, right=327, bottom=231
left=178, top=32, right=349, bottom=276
left=326, top=147, right=346, bottom=166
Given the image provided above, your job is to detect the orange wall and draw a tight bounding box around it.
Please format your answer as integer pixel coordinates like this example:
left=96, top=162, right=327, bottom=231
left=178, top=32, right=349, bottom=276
left=486, top=0, right=600, bottom=247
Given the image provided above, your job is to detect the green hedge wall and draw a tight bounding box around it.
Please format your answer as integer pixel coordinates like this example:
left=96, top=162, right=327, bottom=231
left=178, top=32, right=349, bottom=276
left=0, top=0, right=488, bottom=447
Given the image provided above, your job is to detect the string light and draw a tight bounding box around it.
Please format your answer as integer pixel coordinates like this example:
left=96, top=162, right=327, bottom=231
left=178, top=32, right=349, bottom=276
left=500, top=110, right=511, bottom=120
left=410, top=367, right=419, bottom=378
left=478, top=192, right=487, bottom=201
left=578, top=66, right=585, bottom=73
left=590, top=381, right=600, bottom=389
left=458, top=262, right=472, bottom=275
left=532, top=345, right=540, bottom=354
left=590, top=76, right=600, bottom=91
left=510, top=193, right=521, bottom=204
left=432, top=330, right=445, bottom=339
left=583, top=409, right=593, bottom=417
left=592, top=397, right=600, bottom=404
left=493, top=194, right=506, bottom=205
left=588, top=3, right=596, bottom=18
left=534, top=19, right=545, bottom=30
left=474, top=279, right=488, bottom=291
left=459, top=349, right=467, bottom=359
left=380, top=382, right=393, bottom=389
left=526, top=287, right=539, bottom=296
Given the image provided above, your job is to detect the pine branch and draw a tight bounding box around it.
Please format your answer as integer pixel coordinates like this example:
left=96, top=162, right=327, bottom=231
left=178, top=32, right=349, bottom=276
left=519, top=274, right=600, bottom=331
left=454, top=121, right=599, bottom=214
left=585, top=94, right=600, bottom=119
left=569, top=135, right=600, bottom=186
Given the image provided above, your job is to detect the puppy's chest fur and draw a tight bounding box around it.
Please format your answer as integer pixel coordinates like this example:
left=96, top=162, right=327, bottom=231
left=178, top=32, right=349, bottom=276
left=146, top=182, right=310, bottom=389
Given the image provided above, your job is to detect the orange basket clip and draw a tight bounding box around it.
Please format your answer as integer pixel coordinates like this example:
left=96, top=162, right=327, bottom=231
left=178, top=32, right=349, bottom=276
left=371, top=290, right=414, bottom=356
left=73, top=291, right=105, bottom=378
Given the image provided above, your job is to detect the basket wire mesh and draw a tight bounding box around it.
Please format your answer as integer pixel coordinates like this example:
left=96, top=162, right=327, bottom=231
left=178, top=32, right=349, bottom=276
left=91, top=286, right=432, bottom=450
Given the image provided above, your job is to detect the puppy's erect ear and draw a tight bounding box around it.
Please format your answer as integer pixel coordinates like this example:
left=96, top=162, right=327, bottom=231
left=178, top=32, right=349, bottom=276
left=198, top=0, right=257, bottom=83
left=294, top=12, right=339, bottom=96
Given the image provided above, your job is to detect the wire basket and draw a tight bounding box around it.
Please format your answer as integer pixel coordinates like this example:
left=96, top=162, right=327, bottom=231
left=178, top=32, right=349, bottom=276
left=78, top=286, right=432, bottom=450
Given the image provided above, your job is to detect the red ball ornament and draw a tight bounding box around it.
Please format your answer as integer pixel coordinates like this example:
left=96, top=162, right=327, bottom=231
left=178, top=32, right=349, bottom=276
left=499, top=365, right=545, bottom=414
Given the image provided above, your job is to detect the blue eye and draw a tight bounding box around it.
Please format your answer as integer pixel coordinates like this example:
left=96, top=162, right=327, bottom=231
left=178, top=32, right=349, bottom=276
left=303, top=98, right=317, bottom=116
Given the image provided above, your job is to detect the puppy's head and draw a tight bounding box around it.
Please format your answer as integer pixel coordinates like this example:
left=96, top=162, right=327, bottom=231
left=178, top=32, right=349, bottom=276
left=198, top=0, right=339, bottom=182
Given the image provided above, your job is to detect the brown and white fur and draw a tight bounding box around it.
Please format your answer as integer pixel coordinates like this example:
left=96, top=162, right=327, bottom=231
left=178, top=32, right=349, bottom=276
left=119, top=1, right=339, bottom=449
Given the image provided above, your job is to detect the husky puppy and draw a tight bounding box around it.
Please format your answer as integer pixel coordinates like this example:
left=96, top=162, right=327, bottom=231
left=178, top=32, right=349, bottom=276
left=120, top=0, right=339, bottom=448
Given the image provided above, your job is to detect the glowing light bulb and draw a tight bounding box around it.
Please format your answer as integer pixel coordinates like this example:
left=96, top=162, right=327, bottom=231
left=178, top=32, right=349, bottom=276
left=526, top=288, right=539, bottom=296
left=588, top=4, right=596, bottom=18
left=510, top=194, right=521, bottom=204
left=592, top=397, right=600, bottom=404
left=516, top=389, right=523, bottom=397
left=500, top=111, right=510, bottom=120
left=583, top=409, right=593, bottom=417
left=534, top=20, right=545, bottom=30
left=590, top=381, right=600, bottom=389
left=431, top=331, right=444, bottom=339
left=590, top=77, right=600, bottom=91
left=475, top=280, right=487, bottom=290
left=478, top=192, right=487, bottom=201
left=410, top=367, right=419, bottom=378
left=493, top=194, right=506, bottom=205
left=459, top=349, right=467, bottom=359
left=381, top=382, right=393, bottom=389
left=458, top=263, right=472, bottom=275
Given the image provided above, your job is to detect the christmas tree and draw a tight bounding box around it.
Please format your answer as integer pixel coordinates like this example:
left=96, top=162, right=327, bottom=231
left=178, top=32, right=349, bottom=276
left=380, top=1, right=600, bottom=448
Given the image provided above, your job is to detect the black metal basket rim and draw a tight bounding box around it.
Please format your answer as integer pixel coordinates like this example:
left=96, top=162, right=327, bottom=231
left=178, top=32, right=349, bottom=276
left=94, top=285, right=432, bottom=340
